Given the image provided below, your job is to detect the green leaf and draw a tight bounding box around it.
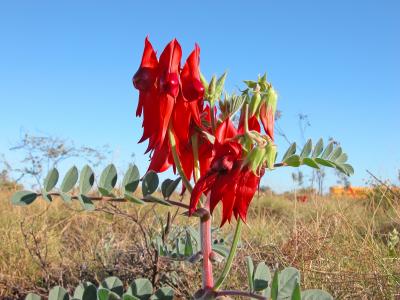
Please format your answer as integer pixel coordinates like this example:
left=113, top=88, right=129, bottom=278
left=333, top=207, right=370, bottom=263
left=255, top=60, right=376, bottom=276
left=79, top=165, right=94, bottom=195
left=312, top=139, right=323, bottom=158
left=128, top=278, right=153, bottom=300
left=302, top=158, right=320, bottom=169
left=277, top=267, right=301, bottom=299
left=300, top=139, right=312, bottom=159
left=100, top=276, right=124, bottom=297
left=245, top=256, right=254, bottom=292
left=321, top=142, right=334, bottom=159
left=44, top=168, right=59, bottom=192
left=314, top=158, right=336, bottom=168
left=143, top=195, right=171, bottom=206
left=25, top=293, right=41, bottom=300
left=49, top=286, right=69, bottom=300
left=98, top=289, right=121, bottom=300
left=270, top=271, right=279, bottom=300
left=291, top=281, right=301, bottom=300
left=284, top=155, right=301, bottom=167
left=78, top=194, right=95, bottom=211
left=123, top=164, right=140, bottom=194
left=243, top=80, right=258, bottom=88
left=282, top=143, right=296, bottom=162
left=212, top=244, right=230, bottom=258
left=336, top=153, right=348, bottom=164
left=161, top=179, right=173, bottom=198
left=125, top=193, right=145, bottom=205
left=11, top=191, right=37, bottom=206
left=142, top=171, right=159, bottom=196
left=254, top=262, right=271, bottom=292
left=150, top=287, right=174, bottom=300
left=301, top=289, right=333, bottom=300
left=73, top=282, right=96, bottom=300
left=123, top=294, right=140, bottom=300
left=61, top=166, right=78, bottom=193
left=340, top=163, right=354, bottom=176
left=164, top=177, right=181, bottom=198
left=99, top=164, right=118, bottom=195
left=184, top=231, right=193, bottom=257
left=329, top=146, right=342, bottom=161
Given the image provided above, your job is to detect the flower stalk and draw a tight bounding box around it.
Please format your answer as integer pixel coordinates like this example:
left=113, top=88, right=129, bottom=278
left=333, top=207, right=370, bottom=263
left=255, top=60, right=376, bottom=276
left=213, top=219, right=243, bottom=290
left=200, top=196, right=214, bottom=290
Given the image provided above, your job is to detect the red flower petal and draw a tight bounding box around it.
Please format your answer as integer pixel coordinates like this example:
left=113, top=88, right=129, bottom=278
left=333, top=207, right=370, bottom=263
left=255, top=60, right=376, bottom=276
left=215, top=118, right=238, bottom=143
left=156, top=93, right=175, bottom=147
left=238, top=115, right=261, bottom=133
left=260, top=102, right=274, bottom=140
left=148, top=139, right=172, bottom=173
left=233, top=167, right=260, bottom=222
left=181, top=44, right=204, bottom=102
left=189, top=172, right=218, bottom=215
left=158, top=39, right=182, bottom=97
left=133, top=37, right=158, bottom=92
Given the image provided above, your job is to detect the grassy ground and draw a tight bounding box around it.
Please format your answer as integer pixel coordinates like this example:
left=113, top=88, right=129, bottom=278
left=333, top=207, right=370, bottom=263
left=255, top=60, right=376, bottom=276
left=0, top=185, right=399, bottom=299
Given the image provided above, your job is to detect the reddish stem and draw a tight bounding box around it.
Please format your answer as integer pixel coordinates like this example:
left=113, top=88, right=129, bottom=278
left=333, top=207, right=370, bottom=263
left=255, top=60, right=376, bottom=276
left=200, top=195, right=214, bottom=289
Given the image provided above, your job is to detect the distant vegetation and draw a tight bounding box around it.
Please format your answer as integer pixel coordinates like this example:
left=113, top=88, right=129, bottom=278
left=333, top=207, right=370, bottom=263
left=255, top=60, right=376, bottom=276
left=0, top=178, right=399, bottom=298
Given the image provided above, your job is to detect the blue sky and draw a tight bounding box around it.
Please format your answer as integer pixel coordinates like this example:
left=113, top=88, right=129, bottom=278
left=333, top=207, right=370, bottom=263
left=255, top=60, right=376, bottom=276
left=0, top=1, right=399, bottom=191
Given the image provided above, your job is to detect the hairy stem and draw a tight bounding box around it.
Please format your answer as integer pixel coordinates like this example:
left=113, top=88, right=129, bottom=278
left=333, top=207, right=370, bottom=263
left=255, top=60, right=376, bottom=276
left=210, top=104, right=216, bottom=134
left=40, top=193, right=190, bottom=209
left=191, top=133, right=201, bottom=182
left=201, top=196, right=214, bottom=289
left=168, top=126, right=214, bottom=290
left=244, top=103, right=249, bottom=133
left=213, top=219, right=243, bottom=289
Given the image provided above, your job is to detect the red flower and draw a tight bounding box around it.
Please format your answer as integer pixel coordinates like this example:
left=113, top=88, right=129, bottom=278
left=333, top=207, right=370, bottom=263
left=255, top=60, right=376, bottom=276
left=189, top=119, right=261, bottom=225
left=133, top=38, right=206, bottom=177
left=260, top=101, right=274, bottom=140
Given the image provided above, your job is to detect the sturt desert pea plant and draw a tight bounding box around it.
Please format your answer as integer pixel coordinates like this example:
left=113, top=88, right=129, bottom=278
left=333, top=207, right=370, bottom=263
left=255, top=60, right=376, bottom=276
left=12, top=37, right=354, bottom=300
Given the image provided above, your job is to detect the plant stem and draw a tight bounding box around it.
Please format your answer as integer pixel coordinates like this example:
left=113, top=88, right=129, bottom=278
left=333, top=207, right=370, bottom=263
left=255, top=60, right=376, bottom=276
left=168, top=125, right=214, bottom=290
left=244, top=103, right=249, bottom=133
left=210, top=104, right=216, bottom=134
left=168, top=127, right=193, bottom=193
left=41, top=193, right=190, bottom=209
left=201, top=196, right=214, bottom=289
left=191, top=133, right=201, bottom=182
left=213, top=219, right=243, bottom=289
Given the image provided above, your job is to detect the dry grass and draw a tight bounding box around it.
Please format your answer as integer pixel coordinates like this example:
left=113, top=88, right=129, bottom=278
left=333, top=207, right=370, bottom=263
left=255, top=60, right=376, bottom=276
left=0, top=186, right=399, bottom=299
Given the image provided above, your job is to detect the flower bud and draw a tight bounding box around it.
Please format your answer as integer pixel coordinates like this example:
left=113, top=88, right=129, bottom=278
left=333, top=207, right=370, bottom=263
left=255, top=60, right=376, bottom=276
left=266, top=86, right=278, bottom=115
left=245, top=146, right=266, bottom=174
left=249, top=91, right=262, bottom=117
left=208, top=75, right=217, bottom=104
left=264, top=142, right=277, bottom=170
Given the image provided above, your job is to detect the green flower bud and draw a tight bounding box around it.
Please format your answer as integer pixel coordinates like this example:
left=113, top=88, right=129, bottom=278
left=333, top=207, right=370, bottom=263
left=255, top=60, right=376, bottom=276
left=208, top=75, right=217, bottom=105
left=266, top=86, right=278, bottom=115
left=245, top=146, right=267, bottom=173
left=249, top=91, right=262, bottom=117
left=264, top=142, right=277, bottom=170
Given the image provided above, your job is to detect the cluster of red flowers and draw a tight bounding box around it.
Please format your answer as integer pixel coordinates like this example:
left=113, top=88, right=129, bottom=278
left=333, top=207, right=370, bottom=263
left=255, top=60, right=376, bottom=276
left=132, top=37, right=211, bottom=180
left=133, top=37, right=267, bottom=225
